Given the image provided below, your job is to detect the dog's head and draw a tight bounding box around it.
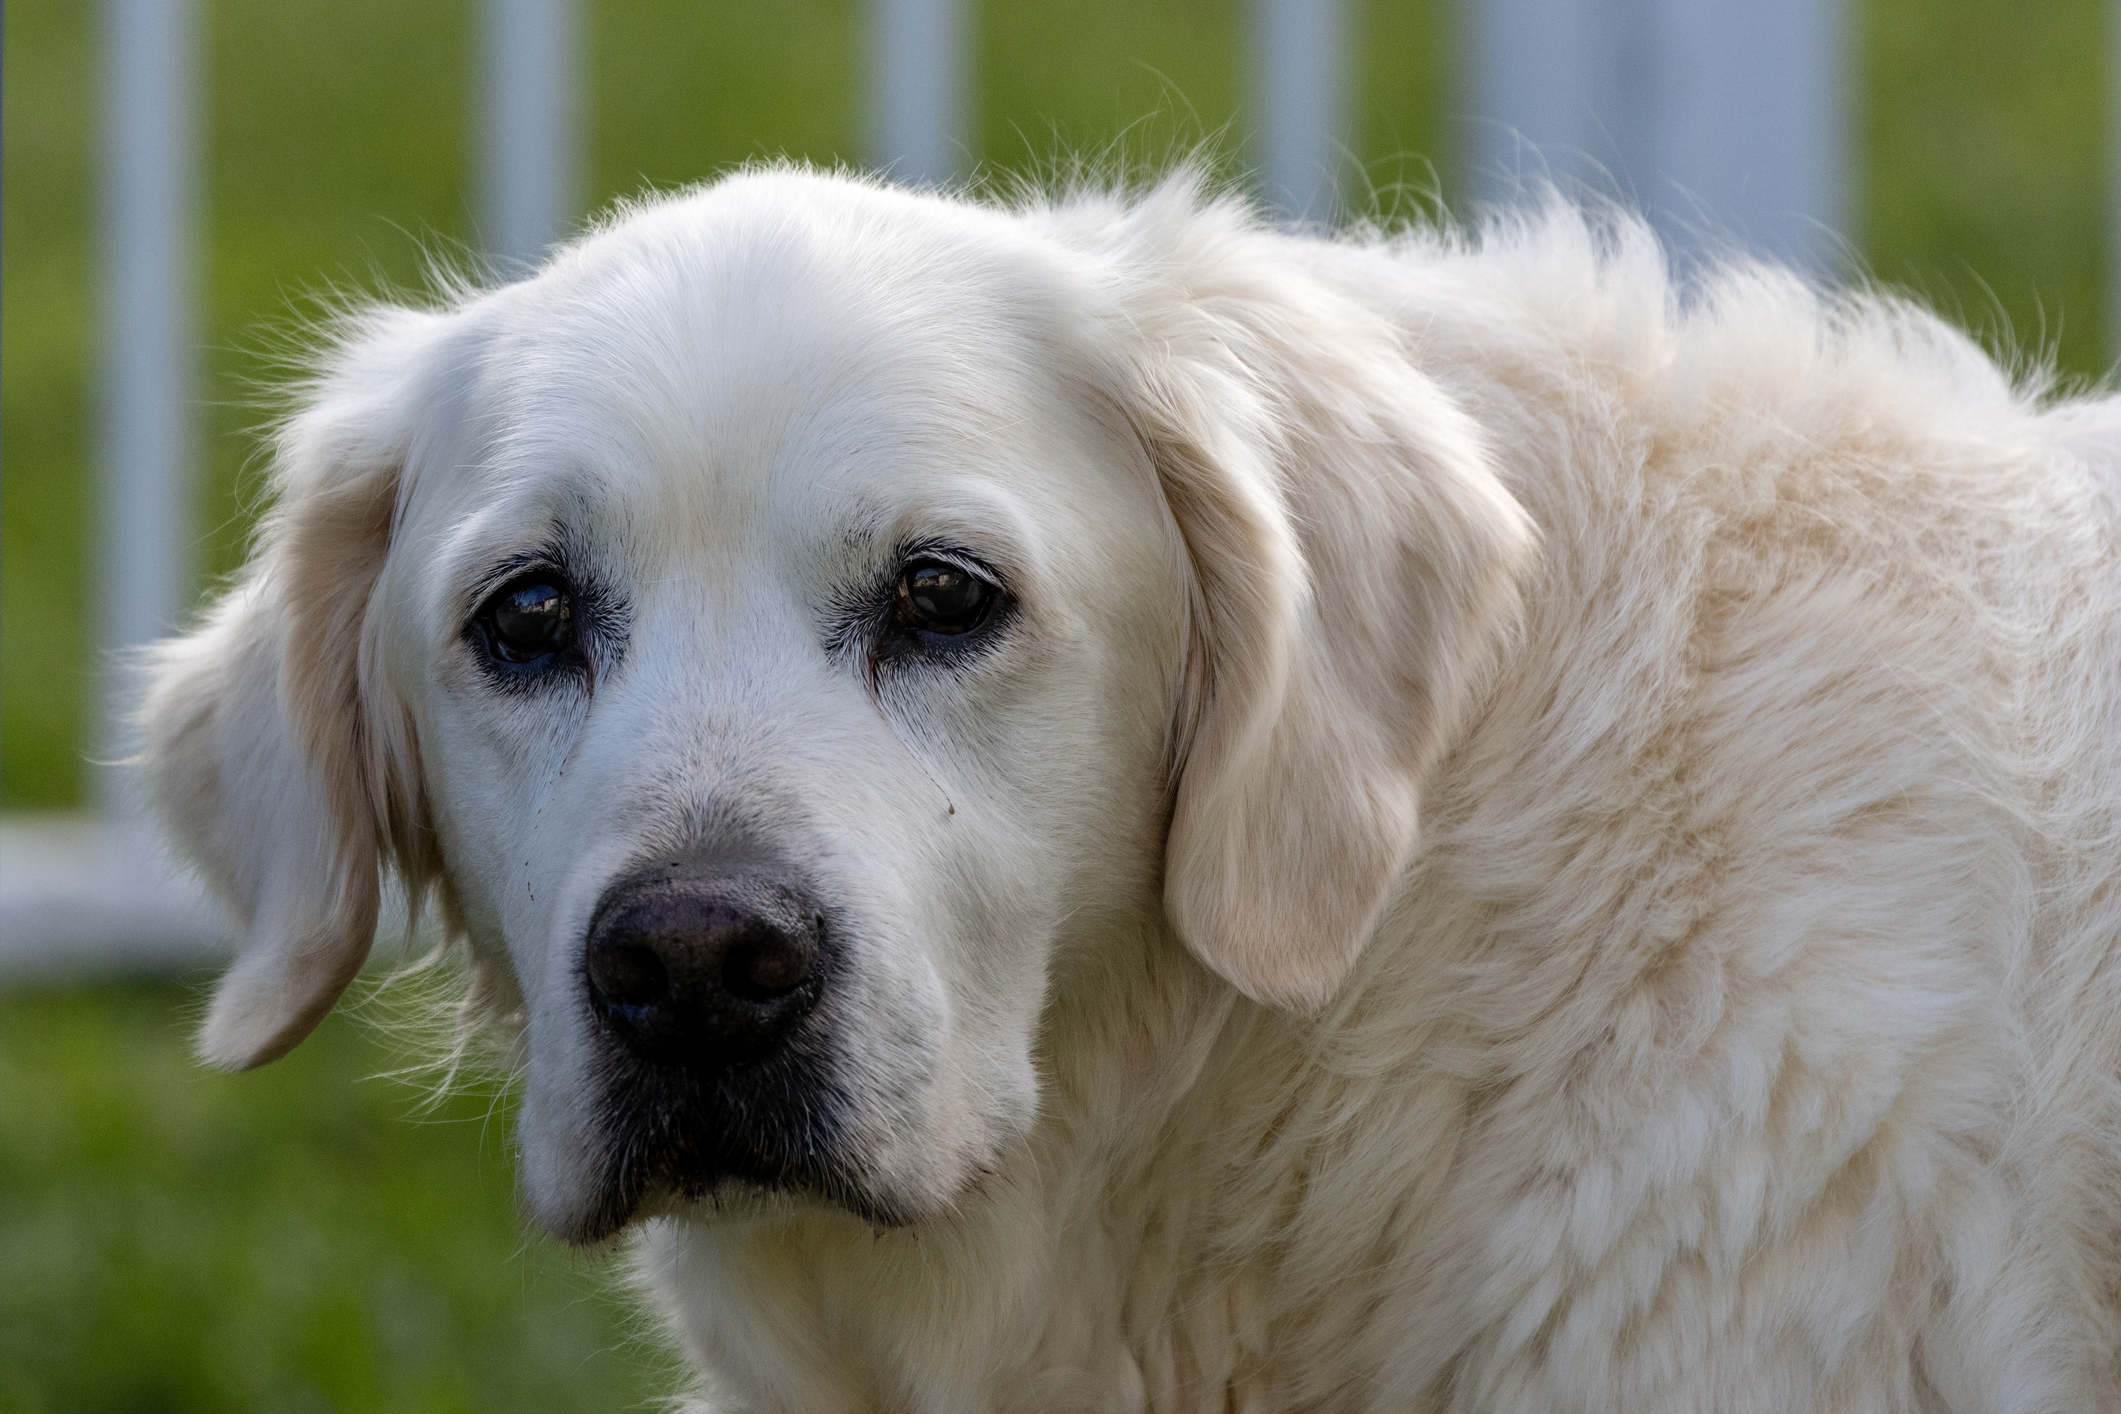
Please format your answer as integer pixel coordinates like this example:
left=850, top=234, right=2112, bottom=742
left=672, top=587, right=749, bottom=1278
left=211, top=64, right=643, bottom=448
left=143, top=170, right=1533, bottom=1242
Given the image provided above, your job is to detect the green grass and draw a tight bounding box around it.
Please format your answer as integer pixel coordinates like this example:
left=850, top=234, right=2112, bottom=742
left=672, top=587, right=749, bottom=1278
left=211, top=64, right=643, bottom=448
left=1866, top=0, right=2110, bottom=380
left=0, top=979, right=675, bottom=1414
left=0, top=3, right=2113, bottom=1399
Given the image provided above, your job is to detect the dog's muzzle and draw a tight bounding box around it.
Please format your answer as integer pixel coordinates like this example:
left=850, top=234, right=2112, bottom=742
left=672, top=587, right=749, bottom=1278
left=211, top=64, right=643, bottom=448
left=570, top=851, right=875, bottom=1239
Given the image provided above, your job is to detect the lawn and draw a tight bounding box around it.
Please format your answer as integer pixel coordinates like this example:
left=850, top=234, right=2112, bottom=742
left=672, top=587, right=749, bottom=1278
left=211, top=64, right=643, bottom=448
left=0, top=0, right=2110, bottom=1407
left=0, top=978, right=677, bottom=1414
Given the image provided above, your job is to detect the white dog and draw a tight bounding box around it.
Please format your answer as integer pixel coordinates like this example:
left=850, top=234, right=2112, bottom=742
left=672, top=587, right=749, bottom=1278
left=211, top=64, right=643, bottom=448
left=142, top=167, right=2121, bottom=1412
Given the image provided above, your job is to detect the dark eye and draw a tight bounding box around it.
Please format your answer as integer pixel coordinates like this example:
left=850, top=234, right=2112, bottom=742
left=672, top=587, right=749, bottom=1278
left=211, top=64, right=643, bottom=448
left=894, top=559, right=994, bottom=636
left=479, top=575, right=574, bottom=664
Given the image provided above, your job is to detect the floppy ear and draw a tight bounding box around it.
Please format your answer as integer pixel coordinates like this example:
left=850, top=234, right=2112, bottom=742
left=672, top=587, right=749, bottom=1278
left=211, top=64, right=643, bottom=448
left=142, top=307, right=451, bottom=1069
left=1086, top=186, right=1538, bottom=1009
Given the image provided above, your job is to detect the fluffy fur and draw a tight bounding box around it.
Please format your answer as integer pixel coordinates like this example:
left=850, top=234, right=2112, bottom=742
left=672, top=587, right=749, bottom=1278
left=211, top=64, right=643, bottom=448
left=142, top=167, right=2121, bottom=1411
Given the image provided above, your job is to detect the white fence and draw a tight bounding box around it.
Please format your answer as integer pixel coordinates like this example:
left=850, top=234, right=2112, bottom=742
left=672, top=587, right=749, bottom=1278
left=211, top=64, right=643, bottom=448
left=4, top=0, right=1909, bottom=977
left=1469, top=0, right=1849, bottom=273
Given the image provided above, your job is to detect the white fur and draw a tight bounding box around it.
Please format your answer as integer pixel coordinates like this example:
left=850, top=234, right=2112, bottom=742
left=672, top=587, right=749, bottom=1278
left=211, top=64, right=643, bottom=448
left=143, top=168, right=2121, bottom=1411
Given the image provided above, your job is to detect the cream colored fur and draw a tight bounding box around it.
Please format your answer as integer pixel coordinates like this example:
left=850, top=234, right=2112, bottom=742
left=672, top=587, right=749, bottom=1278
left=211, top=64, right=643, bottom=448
left=142, top=168, right=2121, bottom=1411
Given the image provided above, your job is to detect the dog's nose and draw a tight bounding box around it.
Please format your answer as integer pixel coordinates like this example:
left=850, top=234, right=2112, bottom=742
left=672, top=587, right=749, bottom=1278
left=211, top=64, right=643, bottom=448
left=584, top=878, right=823, bottom=1066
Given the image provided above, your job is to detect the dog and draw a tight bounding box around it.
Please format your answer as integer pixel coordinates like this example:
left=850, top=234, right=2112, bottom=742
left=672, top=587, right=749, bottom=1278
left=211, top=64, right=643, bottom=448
left=142, top=167, right=2121, bottom=1411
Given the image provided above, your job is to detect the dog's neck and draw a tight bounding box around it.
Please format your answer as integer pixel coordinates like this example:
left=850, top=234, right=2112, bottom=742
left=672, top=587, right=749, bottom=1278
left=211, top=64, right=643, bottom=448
left=630, top=909, right=1362, bottom=1409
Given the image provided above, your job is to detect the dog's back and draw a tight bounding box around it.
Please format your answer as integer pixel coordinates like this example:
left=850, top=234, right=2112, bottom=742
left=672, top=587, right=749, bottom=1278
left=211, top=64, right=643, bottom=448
left=1140, top=212, right=2121, bottom=1410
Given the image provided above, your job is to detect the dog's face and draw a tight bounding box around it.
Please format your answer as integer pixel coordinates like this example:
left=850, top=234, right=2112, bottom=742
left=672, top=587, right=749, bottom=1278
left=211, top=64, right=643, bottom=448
left=143, top=171, right=1535, bottom=1244
left=389, top=194, right=1186, bottom=1238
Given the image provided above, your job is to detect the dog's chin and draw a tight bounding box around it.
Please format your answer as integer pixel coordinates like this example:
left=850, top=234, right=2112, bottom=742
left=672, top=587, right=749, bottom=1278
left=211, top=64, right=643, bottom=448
left=656, top=1175, right=928, bottom=1235
left=533, top=1142, right=933, bottom=1247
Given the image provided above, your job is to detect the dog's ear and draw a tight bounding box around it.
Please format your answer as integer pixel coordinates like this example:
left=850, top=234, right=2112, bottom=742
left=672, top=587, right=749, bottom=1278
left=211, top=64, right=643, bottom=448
left=1081, top=185, right=1538, bottom=1010
left=142, top=307, right=453, bottom=1069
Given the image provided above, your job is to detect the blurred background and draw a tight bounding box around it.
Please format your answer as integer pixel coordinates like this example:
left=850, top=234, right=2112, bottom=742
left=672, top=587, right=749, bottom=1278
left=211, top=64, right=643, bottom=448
left=1, top=0, right=2111, bottom=1408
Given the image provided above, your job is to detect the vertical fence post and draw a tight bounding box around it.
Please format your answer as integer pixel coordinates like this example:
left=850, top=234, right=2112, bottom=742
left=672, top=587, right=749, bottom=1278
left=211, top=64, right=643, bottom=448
left=479, top=0, right=581, bottom=267
left=1253, top=0, right=1350, bottom=223
left=868, top=0, right=971, bottom=185
left=1649, top=0, right=1851, bottom=274
left=1469, top=0, right=1642, bottom=215
left=1467, top=0, right=1850, bottom=276
left=95, top=0, right=199, bottom=816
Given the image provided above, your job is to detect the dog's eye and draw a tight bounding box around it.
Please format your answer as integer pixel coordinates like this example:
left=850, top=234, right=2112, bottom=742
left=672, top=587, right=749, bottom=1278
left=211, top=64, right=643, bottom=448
left=480, top=576, right=575, bottom=663
left=894, top=560, right=994, bottom=636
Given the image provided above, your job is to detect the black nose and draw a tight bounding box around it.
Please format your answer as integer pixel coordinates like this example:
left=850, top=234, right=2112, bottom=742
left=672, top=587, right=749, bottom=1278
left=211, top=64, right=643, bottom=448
left=584, top=874, right=824, bottom=1067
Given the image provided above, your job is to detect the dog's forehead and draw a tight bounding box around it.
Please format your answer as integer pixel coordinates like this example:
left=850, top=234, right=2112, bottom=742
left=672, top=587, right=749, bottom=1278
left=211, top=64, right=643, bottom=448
left=459, top=182, right=1082, bottom=539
